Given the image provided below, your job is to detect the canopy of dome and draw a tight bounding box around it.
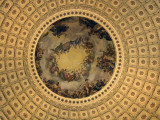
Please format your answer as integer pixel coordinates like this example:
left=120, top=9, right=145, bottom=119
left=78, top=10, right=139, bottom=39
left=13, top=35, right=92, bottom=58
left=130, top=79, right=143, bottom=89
left=0, top=0, right=160, bottom=120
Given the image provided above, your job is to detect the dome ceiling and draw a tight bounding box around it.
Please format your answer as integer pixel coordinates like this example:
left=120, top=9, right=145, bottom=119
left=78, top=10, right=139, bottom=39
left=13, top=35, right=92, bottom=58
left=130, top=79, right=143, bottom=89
left=0, top=0, right=160, bottom=120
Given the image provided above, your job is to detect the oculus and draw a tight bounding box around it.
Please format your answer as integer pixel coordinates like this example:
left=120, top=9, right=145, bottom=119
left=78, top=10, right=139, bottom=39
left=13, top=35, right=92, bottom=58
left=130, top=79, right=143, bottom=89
left=35, top=17, right=116, bottom=98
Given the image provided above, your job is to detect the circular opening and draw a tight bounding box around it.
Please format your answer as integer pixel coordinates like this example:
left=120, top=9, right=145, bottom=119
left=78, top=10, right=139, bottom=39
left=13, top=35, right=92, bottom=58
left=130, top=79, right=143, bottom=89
left=34, top=16, right=116, bottom=99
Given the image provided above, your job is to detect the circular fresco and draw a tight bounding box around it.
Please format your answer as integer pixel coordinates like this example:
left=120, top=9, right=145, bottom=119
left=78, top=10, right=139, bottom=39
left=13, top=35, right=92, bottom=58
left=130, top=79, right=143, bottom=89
left=35, top=17, right=116, bottom=99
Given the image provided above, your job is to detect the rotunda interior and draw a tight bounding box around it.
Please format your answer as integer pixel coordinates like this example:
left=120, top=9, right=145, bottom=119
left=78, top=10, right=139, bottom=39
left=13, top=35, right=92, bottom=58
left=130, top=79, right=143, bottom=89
left=0, top=0, right=160, bottom=120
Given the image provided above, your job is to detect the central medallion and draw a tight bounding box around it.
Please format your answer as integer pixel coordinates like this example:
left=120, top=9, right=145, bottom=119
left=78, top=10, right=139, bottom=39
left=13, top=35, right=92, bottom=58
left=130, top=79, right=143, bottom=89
left=35, top=17, right=116, bottom=98
left=47, top=36, right=94, bottom=82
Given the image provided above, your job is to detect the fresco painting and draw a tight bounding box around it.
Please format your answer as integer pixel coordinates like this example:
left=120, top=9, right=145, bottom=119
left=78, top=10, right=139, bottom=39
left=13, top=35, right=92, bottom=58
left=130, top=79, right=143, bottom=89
left=35, top=17, right=116, bottom=98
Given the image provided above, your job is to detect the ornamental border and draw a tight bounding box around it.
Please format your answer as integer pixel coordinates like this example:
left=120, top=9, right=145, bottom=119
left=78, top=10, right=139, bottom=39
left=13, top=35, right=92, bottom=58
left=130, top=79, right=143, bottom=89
left=28, top=9, right=124, bottom=106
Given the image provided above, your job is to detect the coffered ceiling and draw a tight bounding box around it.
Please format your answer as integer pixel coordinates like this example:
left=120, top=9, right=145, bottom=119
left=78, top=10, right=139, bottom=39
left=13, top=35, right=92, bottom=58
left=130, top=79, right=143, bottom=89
left=0, top=0, right=160, bottom=120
